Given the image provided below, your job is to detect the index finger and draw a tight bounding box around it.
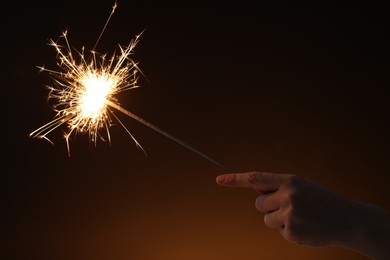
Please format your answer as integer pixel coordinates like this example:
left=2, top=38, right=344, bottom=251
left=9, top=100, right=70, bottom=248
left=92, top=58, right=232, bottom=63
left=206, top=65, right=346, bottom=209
left=216, top=172, right=285, bottom=193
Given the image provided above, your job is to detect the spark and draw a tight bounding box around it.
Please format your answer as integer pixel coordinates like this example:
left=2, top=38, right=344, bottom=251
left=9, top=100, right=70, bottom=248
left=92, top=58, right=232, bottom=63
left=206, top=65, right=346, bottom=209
left=30, top=2, right=229, bottom=171
left=30, top=26, right=144, bottom=155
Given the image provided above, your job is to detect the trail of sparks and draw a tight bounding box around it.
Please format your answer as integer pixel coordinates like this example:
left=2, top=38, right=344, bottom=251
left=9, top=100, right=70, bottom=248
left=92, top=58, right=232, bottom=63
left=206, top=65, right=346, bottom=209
left=30, top=2, right=229, bottom=171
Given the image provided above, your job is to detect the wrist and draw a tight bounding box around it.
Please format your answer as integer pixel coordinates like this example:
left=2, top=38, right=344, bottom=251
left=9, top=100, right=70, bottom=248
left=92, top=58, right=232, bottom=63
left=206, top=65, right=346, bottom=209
left=334, top=199, right=390, bottom=259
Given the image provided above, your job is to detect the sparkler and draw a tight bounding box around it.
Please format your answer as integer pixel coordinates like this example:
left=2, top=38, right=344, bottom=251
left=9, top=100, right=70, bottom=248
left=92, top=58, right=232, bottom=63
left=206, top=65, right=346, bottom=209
left=30, top=2, right=229, bottom=171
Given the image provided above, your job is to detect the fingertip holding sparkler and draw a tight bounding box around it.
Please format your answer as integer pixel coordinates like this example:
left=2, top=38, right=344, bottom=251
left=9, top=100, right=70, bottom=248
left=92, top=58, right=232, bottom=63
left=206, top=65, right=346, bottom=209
left=30, top=1, right=230, bottom=171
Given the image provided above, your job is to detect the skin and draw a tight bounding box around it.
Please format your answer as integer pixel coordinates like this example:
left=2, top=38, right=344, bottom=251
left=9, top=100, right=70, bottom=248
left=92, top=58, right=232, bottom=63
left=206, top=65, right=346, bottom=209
left=216, top=172, right=390, bottom=260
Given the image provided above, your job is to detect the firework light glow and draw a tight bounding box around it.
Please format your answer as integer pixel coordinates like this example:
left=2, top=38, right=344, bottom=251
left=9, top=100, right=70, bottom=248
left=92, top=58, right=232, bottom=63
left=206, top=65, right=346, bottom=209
left=30, top=2, right=229, bottom=171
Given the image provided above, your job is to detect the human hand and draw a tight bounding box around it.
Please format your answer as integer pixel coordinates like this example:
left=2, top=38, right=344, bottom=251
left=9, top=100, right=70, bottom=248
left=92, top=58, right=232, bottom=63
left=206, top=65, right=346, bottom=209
left=216, top=172, right=349, bottom=247
left=216, top=172, right=390, bottom=259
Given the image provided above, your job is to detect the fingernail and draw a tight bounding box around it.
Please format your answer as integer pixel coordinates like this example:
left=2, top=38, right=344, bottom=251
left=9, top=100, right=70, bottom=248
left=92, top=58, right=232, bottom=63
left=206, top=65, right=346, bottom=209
left=216, top=175, right=226, bottom=184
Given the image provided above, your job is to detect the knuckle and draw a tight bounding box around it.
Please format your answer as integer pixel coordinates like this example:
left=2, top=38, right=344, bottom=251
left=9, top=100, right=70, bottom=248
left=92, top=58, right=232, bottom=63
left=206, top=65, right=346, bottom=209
left=225, top=174, right=234, bottom=183
left=255, top=195, right=266, bottom=212
left=224, top=174, right=237, bottom=184
left=263, top=213, right=279, bottom=229
left=282, top=208, right=305, bottom=244
left=283, top=175, right=305, bottom=207
left=283, top=223, right=303, bottom=244
left=247, top=172, right=261, bottom=184
left=285, top=201, right=301, bottom=223
left=284, top=174, right=300, bottom=188
left=263, top=214, right=273, bottom=228
left=278, top=193, right=291, bottom=209
left=289, top=191, right=300, bottom=208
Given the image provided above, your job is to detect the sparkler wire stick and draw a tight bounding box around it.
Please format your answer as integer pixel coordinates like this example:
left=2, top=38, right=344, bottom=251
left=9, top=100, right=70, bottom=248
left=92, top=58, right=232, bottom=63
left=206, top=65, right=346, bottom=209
left=106, top=100, right=230, bottom=172
left=30, top=1, right=230, bottom=172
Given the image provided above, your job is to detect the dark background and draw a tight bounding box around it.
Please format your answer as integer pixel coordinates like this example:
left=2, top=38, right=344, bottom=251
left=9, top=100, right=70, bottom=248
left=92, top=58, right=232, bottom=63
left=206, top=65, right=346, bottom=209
left=2, top=1, right=390, bottom=259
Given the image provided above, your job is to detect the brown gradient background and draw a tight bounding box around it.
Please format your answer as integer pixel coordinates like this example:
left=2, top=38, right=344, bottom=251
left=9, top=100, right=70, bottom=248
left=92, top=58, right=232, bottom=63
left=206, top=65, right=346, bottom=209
left=2, top=1, right=390, bottom=259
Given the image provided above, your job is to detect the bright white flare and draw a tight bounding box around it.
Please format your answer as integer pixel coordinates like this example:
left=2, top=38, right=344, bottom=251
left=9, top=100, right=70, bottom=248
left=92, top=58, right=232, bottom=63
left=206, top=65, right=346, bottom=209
left=79, top=74, right=114, bottom=120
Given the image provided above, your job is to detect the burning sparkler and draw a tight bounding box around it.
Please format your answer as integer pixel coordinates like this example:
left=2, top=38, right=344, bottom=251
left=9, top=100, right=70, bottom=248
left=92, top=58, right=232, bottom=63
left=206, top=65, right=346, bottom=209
left=30, top=2, right=229, bottom=171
